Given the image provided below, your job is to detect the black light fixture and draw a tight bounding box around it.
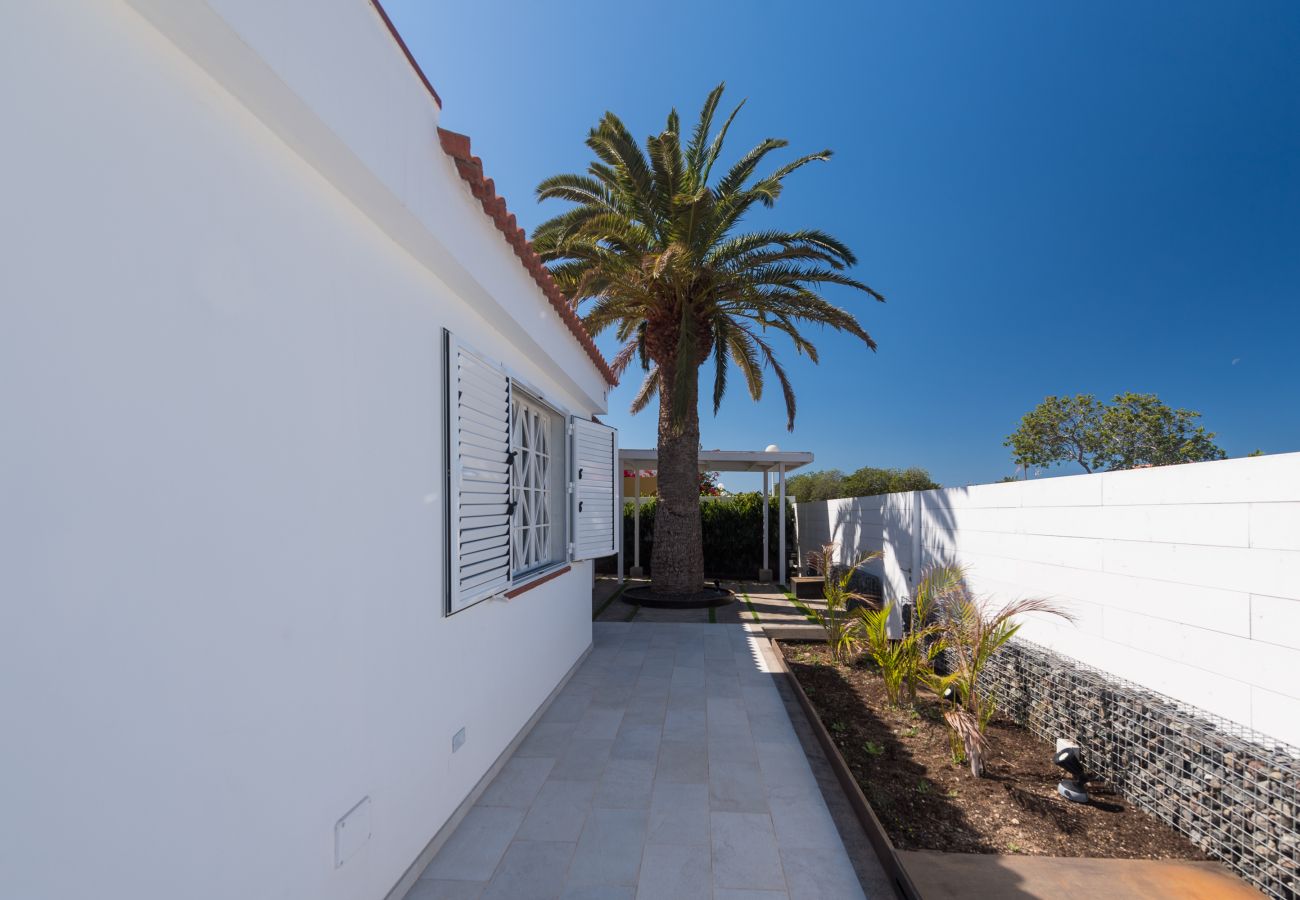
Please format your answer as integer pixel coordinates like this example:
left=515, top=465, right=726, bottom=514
left=1054, top=739, right=1093, bottom=803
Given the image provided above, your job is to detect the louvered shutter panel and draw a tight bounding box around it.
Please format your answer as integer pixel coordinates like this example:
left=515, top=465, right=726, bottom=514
left=448, top=341, right=513, bottom=612
left=570, top=418, right=618, bottom=560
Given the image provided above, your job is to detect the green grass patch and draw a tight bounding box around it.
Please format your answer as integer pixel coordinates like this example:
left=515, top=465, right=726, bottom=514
left=593, top=583, right=627, bottom=621
left=623, top=602, right=641, bottom=622
left=708, top=605, right=717, bottom=624
left=742, top=593, right=761, bottom=623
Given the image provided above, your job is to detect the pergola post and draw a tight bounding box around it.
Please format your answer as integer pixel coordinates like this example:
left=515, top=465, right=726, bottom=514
left=629, top=469, right=643, bottom=578
left=759, top=469, right=771, bottom=583
left=778, top=463, right=787, bottom=587
left=617, top=462, right=625, bottom=585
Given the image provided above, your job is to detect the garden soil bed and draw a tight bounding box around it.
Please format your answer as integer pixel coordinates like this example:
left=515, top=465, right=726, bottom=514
left=780, top=641, right=1208, bottom=860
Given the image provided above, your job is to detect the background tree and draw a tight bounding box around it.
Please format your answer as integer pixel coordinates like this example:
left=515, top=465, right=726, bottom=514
left=1005, top=392, right=1225, bottom=474
left=534, top=84, right=881, bottom=594
left=842, top=465, right=939, bottom=497
left=786, top=469, right=846, bottom=502
left=788, top=465, right=939, bottom=502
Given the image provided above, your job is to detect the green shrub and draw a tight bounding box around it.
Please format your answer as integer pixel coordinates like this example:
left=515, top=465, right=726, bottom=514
left=600, top=492, right=796, bottom=578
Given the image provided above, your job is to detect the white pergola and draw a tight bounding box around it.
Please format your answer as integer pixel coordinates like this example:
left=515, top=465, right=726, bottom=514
left=617, top=448, right=814, bottom=587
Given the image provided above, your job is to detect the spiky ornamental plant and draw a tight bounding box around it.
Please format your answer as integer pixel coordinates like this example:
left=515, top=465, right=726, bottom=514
left=859, top=564, right=966, bottom=706
left=791, top=543, right=882, bottom=662
left=533, top=84, right=882, bottom=595
left=931, top=593, right=1074, bottom=777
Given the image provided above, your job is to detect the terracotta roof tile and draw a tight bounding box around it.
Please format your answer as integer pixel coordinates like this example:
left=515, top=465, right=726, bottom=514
left=438, top=127, right=617, bottom=385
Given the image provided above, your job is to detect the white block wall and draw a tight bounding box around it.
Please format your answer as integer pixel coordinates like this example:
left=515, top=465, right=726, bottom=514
left=795, top=453, right=1300, bottom=746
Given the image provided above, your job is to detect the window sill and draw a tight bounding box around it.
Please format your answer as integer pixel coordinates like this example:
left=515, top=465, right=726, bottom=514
left=505, top=564, right=572, bottom=599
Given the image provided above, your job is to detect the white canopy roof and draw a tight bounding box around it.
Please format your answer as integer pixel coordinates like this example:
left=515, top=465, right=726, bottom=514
left=618, top=448, right=814, bottom=473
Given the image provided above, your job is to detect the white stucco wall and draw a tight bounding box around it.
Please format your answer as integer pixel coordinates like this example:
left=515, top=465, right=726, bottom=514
left=1, top=2, right=605, bottom=899
left=795, top=453, right=1300, bottom=747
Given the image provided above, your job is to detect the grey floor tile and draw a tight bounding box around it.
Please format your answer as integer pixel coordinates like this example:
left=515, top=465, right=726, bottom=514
left=404, top=879, right=485, bottom=899
left=667, top=688, right=707, bottom=712
left=477, top=757, right=555, bottom=809
left=779, top=847, right=865, bottom=900
left=709, top=734, right=759, bottom=765
left=559, top=885, right=635, bottom=899
left=707, top=697, right=751, bottom=740
left=709, top=760, right=769, bottom=814
left=713, top=890, right=789, bottom=900
left=622, top=695, right=667, bottom=727
left=574, top=705, right=625, bottom=739
left=422, top=806, right=524, bottom=882
left=755, top=741, right=819, bottom=790
left=636, top=842, right=711, bottom=900
left=710, top=811, right=787, bottom=891
left=481, top=840, right=575, bottom=900
left=550, top=738, right=613, bottom=781
left=670, top=666, right=705, bottom=690
left=594, top=757, right=655, bottom=809
left=610, top=649, right=646, bottom=670
left=567, top=808, right=649, bottom=887
left=749, top=711, right=799, bottom=744
left=543, top=694, right=592, bottom=725
left=516, top=779, right=596, bottom=842
left=647, top=781, right=710, bottom=845
left=591, top=684, right=634, bottom=709
left=656, top=740, right=709, bottom=784
left=517, top=722, right=575, bottom=758
left=768, top=795, right=843, bottom=851
left=610, top=722, right=661, bottom=761
left=632, top=674, right=671, bottom=698
left=663, top=707, right=707, bottom=742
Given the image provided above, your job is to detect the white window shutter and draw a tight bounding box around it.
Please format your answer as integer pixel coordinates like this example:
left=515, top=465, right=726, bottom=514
left=448, top=340, right=513, bottom=612
left=570, top=418, right=618, bottom=560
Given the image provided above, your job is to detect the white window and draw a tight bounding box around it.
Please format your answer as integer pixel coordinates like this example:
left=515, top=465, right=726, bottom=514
left=510, top=391, right=565, bottom=576
left=570, top=418, right=618, bottom=560
left=446, top=332, right=619, bottom=614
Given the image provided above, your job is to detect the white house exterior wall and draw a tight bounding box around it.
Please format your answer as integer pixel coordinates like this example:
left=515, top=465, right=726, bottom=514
left=2, top=3, right=604, bottom=899
left=795, top=453, right=1300, bottom=747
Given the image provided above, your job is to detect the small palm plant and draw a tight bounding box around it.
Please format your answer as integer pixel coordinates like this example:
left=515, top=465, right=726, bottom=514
left=859, top=564, right=964, bottom=706
left=931, top=592, right=1073, bottom=777
left=791, top=543, right=881, bottom=662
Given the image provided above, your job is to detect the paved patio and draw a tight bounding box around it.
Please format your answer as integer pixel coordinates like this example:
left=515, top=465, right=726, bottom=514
left=407, top=622, right=875, bottom=899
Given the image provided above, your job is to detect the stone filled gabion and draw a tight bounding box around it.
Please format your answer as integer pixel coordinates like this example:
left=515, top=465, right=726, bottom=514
left=982, top=640, right=1299, bottom=900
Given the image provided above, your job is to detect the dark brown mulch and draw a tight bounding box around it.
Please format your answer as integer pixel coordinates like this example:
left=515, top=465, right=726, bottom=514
left=780, top=641, right=1208, bottom=860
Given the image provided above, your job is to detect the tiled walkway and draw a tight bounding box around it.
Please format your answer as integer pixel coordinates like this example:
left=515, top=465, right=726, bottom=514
left=408, top=623, right=869, bottom=899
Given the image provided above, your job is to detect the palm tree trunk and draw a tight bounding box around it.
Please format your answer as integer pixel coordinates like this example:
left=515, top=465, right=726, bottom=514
left=651, top=362, right=705, bottom=594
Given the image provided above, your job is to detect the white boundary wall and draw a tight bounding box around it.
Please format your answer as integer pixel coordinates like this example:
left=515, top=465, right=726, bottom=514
left=795, top=453, right=1300, bottom=746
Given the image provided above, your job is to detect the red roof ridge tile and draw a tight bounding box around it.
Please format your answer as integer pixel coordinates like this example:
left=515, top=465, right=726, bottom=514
left=437, top=127, right=617, bottom=386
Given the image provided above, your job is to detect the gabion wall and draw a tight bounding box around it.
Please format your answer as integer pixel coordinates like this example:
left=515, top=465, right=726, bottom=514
left=984, top=639, right=1298, bottom=900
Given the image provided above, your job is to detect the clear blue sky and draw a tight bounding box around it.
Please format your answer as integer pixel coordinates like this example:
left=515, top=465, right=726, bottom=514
left=386, top=0, right=1300, bottom=489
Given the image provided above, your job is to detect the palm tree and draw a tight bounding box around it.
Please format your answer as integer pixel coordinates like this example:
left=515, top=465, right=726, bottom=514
left=533, top=84, right=882, bottom=595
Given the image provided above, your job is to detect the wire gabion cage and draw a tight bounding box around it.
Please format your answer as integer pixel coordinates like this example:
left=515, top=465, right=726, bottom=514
left=983, top=639, right=1298, bottom=900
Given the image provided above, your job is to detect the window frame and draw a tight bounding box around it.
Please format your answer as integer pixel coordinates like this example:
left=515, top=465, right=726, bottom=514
left=444, top=331, right=577, bottom=616
left=509, top=386, right=567, bottom=579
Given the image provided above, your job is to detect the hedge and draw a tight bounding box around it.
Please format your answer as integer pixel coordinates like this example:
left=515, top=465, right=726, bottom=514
left=596, top=492, right=796, bottom=579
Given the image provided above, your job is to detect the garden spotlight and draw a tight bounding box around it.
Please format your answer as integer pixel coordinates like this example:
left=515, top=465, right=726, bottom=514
left=1054, top=738, right=1093, bottom=803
